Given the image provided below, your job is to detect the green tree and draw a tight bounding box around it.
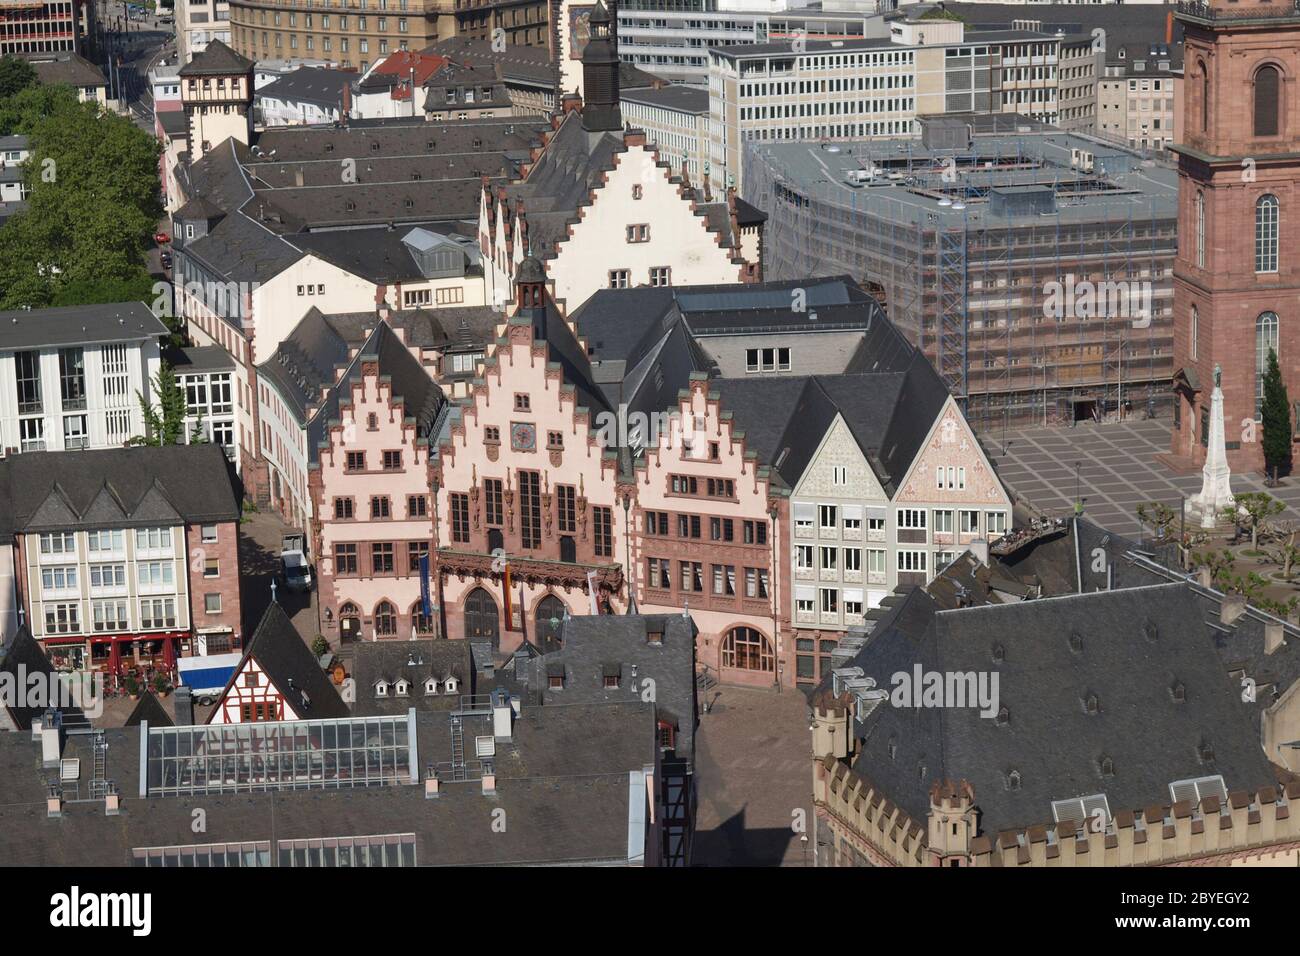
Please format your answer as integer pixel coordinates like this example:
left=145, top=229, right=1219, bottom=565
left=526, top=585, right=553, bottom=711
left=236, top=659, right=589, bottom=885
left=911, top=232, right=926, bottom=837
left=0, top=82, right=78, bottom=137
left=1136, top=502, right=1178, bottom=541
left=0, top=93, right=161, bottom=309
left=1261, top=347, right=1292, bottom=480
left=131, top=362, right=188, bottom=447
left=0, top=56, right=37, bottom=100
left=1232, top=492, right=1286, bottom=550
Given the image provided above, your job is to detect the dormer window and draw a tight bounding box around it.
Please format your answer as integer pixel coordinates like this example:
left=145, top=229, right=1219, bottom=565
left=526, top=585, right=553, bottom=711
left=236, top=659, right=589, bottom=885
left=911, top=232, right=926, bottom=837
left=375, top=680, right=389, bottom=697
left=394, top=679, right=409, bottom=697
left=444, top=677, right=458, bottom=693
left=425, top=678, right=438, bottom=695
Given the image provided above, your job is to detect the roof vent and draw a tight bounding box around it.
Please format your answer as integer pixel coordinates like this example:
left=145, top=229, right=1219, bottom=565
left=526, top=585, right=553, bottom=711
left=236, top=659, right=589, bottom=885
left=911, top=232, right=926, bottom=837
left=1170, top=679, right=1186, bottom=703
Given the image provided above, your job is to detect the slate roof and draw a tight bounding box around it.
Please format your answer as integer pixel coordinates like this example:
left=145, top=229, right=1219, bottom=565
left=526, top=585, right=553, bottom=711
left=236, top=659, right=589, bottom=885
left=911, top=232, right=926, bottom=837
left=351, top=639, right=474, bottom=716
left=178, top=39, right=254, bottom=77
left=124, top=692, right=174, bottom=728
left=256, top=67, right=353, bottom=110
left=208, top=603, right=349, bottom=723
left=0, top=301, right=168, bottom=350
left=0, top=627, right=87, bottom=731
left=26, top=52, right=106, bottom=88
left=257, top=306, right=352, bottom=425
left=307, top=319, right=447, bottom=464
left=0, top=698, right=657, bottom=865
left=621, top=84, right=709, bottom=114
left=836, top=582, right=1280, bottom=836
left=0, top=445, right=241, bottom=541
left=290, top=225, right=479, bottom=285
left=166, top=344, right=236, bottom=374
left=532, top=613, right=698, bottom=768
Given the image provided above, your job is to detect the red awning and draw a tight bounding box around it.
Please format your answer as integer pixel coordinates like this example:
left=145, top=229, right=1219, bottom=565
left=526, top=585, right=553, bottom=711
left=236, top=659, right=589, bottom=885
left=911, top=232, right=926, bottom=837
left=108, top=641, right=122, bottom=679
left=162, top=636, right=176, bottom=673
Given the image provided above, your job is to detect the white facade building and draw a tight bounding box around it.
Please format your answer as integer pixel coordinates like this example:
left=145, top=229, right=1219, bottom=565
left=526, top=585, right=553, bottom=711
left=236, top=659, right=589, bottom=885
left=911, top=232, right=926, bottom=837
left=0, top=303, right=166, bottom=456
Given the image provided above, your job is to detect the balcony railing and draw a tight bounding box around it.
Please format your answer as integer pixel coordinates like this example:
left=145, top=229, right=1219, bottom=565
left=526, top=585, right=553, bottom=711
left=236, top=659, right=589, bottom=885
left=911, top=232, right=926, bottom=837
left=1176, top=0, right=1300, bottom=21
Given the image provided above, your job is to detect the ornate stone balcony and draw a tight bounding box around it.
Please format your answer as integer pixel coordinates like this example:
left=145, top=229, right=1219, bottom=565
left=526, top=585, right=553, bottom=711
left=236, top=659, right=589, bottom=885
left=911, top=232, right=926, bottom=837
left=436, top=548, right=624, bottom=592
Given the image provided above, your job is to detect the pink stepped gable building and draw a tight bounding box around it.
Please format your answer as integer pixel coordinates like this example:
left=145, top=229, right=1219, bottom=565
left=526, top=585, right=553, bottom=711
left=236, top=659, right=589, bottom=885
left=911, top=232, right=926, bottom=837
left=309, top=322, right=448, bottom=644
left=631, top=374, right=787, bottom=689
left=431, top=259, right=628, bottom=654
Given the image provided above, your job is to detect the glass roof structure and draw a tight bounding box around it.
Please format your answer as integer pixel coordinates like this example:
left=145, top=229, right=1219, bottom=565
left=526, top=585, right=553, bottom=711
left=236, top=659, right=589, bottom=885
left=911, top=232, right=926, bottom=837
left=142, top=714, right=418, bottom=797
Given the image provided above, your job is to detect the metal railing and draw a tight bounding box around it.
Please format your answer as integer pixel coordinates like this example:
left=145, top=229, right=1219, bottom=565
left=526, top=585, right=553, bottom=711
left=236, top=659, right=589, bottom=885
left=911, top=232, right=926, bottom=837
left=1176, top=0, right=1300, bottom=21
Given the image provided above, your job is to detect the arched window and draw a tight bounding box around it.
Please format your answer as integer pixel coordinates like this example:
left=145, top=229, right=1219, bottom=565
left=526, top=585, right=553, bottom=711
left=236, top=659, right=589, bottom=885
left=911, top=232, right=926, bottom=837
left=1256, top=194, right=1279, bottom=273
left=1256, top=312, right=1280, bottom=418
left=721, top=626, right=774, bottom=672
left=410, top=601, right=435, bottom=635
left=374, top=600, right=397, bottom=636
left=1254, top=64, right=1281, bottom=138
left=463, top=587, right=499, bottom=647
left=1190, top=305, right=1199, bottom=361
left=1200, top=61, right=1210, bottom=132
left=535, top=594, right=566, bottom=654
left=1195, top=191, right=1206, bottom=268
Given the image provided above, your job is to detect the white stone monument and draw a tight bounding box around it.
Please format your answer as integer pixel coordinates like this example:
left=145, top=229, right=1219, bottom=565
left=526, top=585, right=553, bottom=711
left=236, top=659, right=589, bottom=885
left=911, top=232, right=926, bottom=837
left=1187, top=364, right=1236, bottom=529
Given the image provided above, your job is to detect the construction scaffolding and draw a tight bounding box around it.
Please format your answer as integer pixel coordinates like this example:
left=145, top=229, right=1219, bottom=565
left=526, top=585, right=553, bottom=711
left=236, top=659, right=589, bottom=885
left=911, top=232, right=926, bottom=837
left=743, top=128, right=1178, bottom=432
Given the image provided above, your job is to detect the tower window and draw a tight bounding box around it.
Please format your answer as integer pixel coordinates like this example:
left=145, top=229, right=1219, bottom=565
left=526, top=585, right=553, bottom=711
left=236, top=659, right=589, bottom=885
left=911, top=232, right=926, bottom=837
left=1254, top=64, right=1281, bottom=138
left=1255, top=194, right=1279, bottom=274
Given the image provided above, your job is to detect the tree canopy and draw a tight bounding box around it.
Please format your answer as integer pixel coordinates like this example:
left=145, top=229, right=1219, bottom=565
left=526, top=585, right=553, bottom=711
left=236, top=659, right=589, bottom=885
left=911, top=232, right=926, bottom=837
left=0, top=56, right=37, bottom=100
left=0, top=83, right=161, bottom=309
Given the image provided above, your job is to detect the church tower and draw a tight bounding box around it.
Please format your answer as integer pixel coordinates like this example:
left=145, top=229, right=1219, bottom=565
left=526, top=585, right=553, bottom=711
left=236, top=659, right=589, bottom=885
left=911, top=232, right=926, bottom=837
left=581, top=0, right=622, bottom=132
left=1171, top=1, right=1300, bottom=471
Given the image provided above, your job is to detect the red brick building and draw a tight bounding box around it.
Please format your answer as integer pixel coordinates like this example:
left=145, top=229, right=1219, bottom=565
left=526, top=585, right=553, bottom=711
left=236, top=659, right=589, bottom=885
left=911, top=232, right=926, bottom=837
left=1171, top=0, right=1300, bottom=471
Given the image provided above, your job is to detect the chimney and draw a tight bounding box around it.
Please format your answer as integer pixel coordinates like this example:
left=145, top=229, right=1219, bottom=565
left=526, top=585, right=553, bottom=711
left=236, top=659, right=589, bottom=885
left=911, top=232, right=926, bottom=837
left=294, top=166, right=304, bottom=187
left=174, top=685, right=194, bottom=726
left=341, top=82, right=351, bottom=125
left=47, top=785, right=62, bottom=818
left=40, top=709, right=62, bottom=768
left=492, top=687, right=513, bottom=741
left=1165, top=10, right=1173, bottom=45
left=1265, top=621, right=1285, bottom=655
left=968, top=538, right=990, bottom=567
left=1221, top=593, right=1248, bottom=626
left=482, top=765, right=497, bottom=795
left=1196, top=566, right=1213, bottom=588
left=105, top=785, right=121, bottom=816
left=425, top=772, right=441, bottom=798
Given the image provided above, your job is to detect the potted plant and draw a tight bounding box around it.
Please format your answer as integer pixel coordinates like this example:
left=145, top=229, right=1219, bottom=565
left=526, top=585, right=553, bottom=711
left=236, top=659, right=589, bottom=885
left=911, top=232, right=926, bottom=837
left=153, top=674, right=171, bottom=697
left=124, top=674, right=140, bottom=700
left=311, top=635, right=330, bottom=659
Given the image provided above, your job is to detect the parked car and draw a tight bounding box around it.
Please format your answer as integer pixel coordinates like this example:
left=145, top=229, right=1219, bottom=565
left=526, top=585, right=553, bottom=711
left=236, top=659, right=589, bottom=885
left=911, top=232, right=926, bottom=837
left=280, top=533, right=313, bottom=592
left=154, top=231, right=170, bottom=245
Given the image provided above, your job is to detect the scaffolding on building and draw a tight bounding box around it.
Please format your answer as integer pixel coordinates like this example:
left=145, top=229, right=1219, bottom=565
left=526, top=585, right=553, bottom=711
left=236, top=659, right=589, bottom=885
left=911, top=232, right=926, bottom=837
left=743, top=131, right=1178, bottom=432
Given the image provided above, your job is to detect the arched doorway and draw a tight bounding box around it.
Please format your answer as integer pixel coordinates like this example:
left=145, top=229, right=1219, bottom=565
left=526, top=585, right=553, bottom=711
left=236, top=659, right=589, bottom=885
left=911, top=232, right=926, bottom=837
left=721, top=626, right=774, bottom=673
left=339, top=602, right=361, bottom=643
left=535, top=594, right=566, bottom=653
left=464, top=587, right=499, bottom=648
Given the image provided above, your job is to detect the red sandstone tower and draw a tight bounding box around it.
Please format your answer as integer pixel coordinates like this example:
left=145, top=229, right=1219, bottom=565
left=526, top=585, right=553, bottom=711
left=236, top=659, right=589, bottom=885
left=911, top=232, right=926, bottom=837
left=1171, top=0, right=1300, bottom=472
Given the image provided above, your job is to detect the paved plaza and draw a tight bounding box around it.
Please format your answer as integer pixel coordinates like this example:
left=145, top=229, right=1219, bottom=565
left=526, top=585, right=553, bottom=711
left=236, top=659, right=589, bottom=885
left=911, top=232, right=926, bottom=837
left=982, top=418, right=1300, bottom=538
left=692, top=684, right=815, bottom=866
